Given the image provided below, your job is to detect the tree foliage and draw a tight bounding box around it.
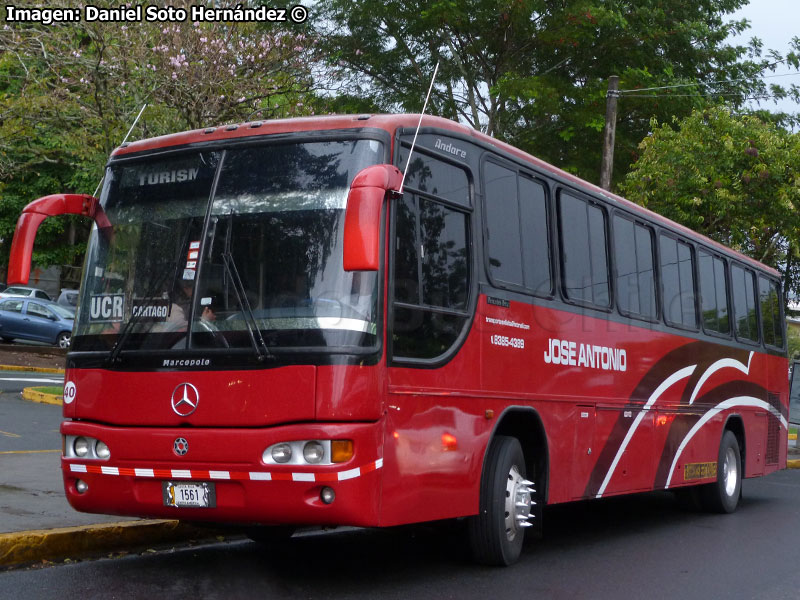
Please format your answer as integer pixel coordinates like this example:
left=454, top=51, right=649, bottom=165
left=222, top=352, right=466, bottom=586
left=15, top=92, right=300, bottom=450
left=314, top=0, right=799, bottom=185
left=620, top=106, right=800, bottom=296
left=0, top=0, right=313, bottom=273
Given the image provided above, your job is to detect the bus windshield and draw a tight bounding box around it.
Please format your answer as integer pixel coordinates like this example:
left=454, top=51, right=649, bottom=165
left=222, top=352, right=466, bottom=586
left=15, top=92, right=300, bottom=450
left=72, top=138, right=385, bottom=357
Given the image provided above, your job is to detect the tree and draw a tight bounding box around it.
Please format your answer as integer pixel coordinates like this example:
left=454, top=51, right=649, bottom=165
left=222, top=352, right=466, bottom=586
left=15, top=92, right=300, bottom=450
left=619, top=106, right=800, bottom=297
left=0, top=0, right=314, bottom=274
left=314, top=0, right=799, bottom=185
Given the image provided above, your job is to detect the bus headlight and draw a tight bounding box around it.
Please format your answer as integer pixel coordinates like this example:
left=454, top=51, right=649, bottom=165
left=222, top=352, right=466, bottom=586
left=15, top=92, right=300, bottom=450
left=303, top=441, right=325, bottom=464
left=95, top=440, right=111, bottom=460
left=74, top=437, right=90, bottom=458
left=270, top=443, right=293, bottom=463
left=262, top=440, right=351, bottom=465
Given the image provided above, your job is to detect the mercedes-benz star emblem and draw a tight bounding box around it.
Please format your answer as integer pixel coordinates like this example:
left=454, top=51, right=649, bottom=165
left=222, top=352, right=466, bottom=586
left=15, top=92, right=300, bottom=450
left=171, top=382, right=199, bottom=417
left=174, top=437, right=189, bottom=456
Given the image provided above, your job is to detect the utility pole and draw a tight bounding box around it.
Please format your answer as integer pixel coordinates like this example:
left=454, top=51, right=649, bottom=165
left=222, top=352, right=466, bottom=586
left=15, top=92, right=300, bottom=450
left=600, top=75, right=619, bottom=191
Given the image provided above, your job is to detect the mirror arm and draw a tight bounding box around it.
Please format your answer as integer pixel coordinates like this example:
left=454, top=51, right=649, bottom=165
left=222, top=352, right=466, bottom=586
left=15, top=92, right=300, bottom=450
left=343, top=165, right=403, bottom=272
left=7, top=193, right=105, bottom=285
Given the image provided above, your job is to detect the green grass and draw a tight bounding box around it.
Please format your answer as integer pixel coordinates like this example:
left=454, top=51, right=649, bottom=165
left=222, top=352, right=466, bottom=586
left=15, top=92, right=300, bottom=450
left=31, top=386, right=63, bottom=396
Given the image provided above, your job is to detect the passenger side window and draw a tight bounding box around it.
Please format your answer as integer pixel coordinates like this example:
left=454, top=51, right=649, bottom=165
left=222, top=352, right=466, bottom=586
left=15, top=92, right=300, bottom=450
left=759, top=276, right=784, bottom=349
left=483, top=161, right=551, bottom=295
left=659, top=235, right=697, bottom=329
left=613, top=215, right=656, bottom=320
left=27, top=303, right=52, bottom=319
left=0, top=300, right=23, bottom=313
left=559, top=192, right=609, bottom=307
left=698, top=250, right=730, bottom=335
left=731, top=264, right=759, bottom=342
left=392, top=151, right=471, bottom=361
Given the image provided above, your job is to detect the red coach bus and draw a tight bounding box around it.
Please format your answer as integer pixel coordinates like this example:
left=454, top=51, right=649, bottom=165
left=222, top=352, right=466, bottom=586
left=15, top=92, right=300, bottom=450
left=7, top=114, right=788, bottom=565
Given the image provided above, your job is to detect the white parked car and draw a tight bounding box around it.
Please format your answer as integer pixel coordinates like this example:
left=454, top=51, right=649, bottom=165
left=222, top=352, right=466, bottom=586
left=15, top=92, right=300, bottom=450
left=0, top=286, right=53, bottom=301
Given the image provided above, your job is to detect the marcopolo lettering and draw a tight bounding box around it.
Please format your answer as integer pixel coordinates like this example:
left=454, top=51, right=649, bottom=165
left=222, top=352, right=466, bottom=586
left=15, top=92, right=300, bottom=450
left=434, top=138, right=467, bottom=159
left=90, top=294, right=124, bottom=322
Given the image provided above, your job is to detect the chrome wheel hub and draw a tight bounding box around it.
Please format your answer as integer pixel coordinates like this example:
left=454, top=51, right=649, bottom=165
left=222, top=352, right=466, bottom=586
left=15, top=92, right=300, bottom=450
left=723, top=446, right=738, bottom=497
left=504, top=464, right=535, bottom=541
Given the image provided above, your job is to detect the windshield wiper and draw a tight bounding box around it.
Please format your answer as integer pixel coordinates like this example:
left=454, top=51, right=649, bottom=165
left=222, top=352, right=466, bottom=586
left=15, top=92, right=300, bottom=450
left=221, top=250, right=270, bottom=361
left=106, top=222, right=193, bottom=365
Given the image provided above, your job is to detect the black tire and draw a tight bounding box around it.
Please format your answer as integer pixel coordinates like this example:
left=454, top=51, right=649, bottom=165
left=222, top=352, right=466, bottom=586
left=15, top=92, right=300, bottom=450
left=1, top=337, right=13, bottom=343
left=700, top=430, right=742, bottom=514
left=245, top=525, right=296, bottom=545
left=468, top=435, right=531, bottom=566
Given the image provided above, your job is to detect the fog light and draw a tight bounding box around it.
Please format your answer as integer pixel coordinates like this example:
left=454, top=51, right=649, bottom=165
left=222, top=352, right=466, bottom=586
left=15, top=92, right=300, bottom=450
left=303, top=441, right=324, bottom=464
left=320, top=486, right=335, bottom=504
left=75, top=479, right=88, bottom=494
left=95, top=440, right=110, bottom=460
left=74, top=437, right=90, bottom=458
left=271, top=443, right=292, bottom=463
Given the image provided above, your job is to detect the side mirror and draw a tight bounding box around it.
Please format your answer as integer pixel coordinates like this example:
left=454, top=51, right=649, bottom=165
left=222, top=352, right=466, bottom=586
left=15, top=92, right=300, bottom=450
left=342, top=164, right=403, bottom=272
left=7, top=194, right=109, bottom=285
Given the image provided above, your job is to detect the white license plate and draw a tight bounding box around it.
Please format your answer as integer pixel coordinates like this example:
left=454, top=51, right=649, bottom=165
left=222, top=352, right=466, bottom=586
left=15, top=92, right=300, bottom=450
left=163, top=481, right=216, bottom=508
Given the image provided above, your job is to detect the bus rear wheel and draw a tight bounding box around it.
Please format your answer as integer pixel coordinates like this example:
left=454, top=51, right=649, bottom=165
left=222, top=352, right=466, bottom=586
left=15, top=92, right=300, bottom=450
left=700, top=430, right=742, bottom=514
left=468, top=435, right=533, bottom=566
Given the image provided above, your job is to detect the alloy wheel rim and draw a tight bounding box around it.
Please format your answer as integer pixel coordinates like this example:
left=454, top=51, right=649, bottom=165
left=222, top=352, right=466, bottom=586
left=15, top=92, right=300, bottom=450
left=723, top=446, right=738, bottom=497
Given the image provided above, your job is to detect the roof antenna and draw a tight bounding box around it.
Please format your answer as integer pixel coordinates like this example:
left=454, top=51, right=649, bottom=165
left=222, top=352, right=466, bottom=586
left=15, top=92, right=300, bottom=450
left=399, top=61, right=440, bottom=195
left=92, top=103, right=148, bottom=198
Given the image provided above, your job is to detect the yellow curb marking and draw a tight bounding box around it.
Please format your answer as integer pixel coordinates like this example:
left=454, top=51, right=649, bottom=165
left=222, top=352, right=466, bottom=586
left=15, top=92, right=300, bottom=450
left=20, top=387, right=63, bottom=406
left=787, top=459, right=800, bottom=470
left=0, top=520, right=220, bottom=567
left=0, top=364, right=65, bottom=375
left=0, top=449, right=60, bottom=455
left=0, top=430, right=21, bottom=438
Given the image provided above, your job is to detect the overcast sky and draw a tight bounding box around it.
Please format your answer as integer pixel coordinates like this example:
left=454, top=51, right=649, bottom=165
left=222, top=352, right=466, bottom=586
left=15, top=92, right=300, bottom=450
left=730, top=0, right=799, bottom=115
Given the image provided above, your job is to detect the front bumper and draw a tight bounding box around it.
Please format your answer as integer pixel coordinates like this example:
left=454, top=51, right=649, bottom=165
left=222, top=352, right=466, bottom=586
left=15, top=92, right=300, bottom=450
left=61, top=419, right=385, bottom=527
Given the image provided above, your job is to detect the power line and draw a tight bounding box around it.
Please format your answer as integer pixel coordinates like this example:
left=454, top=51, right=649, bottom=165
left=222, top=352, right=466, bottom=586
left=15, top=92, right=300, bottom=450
left=618, top=65, right=799, bottom=95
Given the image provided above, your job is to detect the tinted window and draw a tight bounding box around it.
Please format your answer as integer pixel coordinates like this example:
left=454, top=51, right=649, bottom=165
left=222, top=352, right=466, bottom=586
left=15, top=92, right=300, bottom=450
left=614, top=215, right=656, bottom=319
left=392, top=154, right=471, bottom=361
left=34, top=291, right=50, bottom=300
left=484, top=162, right=522, bottom=285
left=660, top=235, right=697, bottom=329
left=394, top=196, right=420, bottom=304
left=399, top=146, right=469, bottom=206
left=731, top=264, right=758, bottom=342
left=698, top=250, right=730, bottom=334
left=519, top=176, right=551, bottom=295
left=759, top=276, right=784, bottom=348
left=420, top=198, right=468, bottom=310
left=484, top=164, right=551, bottom=294
left=559, top=193, right=609, bottom=307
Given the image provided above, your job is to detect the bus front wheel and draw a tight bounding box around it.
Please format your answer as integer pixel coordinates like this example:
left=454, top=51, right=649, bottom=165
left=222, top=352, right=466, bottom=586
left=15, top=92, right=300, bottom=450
left=468, top=435, right=533, bottom=566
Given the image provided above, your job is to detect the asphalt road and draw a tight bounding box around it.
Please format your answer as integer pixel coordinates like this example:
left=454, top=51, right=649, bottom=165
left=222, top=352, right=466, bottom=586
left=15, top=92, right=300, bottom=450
left=0, top=369, right=63, bottom=452
left=3, top=469, right=800, bottom=599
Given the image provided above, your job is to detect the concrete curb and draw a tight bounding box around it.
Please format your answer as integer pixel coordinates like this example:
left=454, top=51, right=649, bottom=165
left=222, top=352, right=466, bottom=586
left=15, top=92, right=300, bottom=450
left=20, top=387, right=62, bottom=406
left=0, top=364, right=64, bottom=375
left=0, top=520, right=230, bottom=568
